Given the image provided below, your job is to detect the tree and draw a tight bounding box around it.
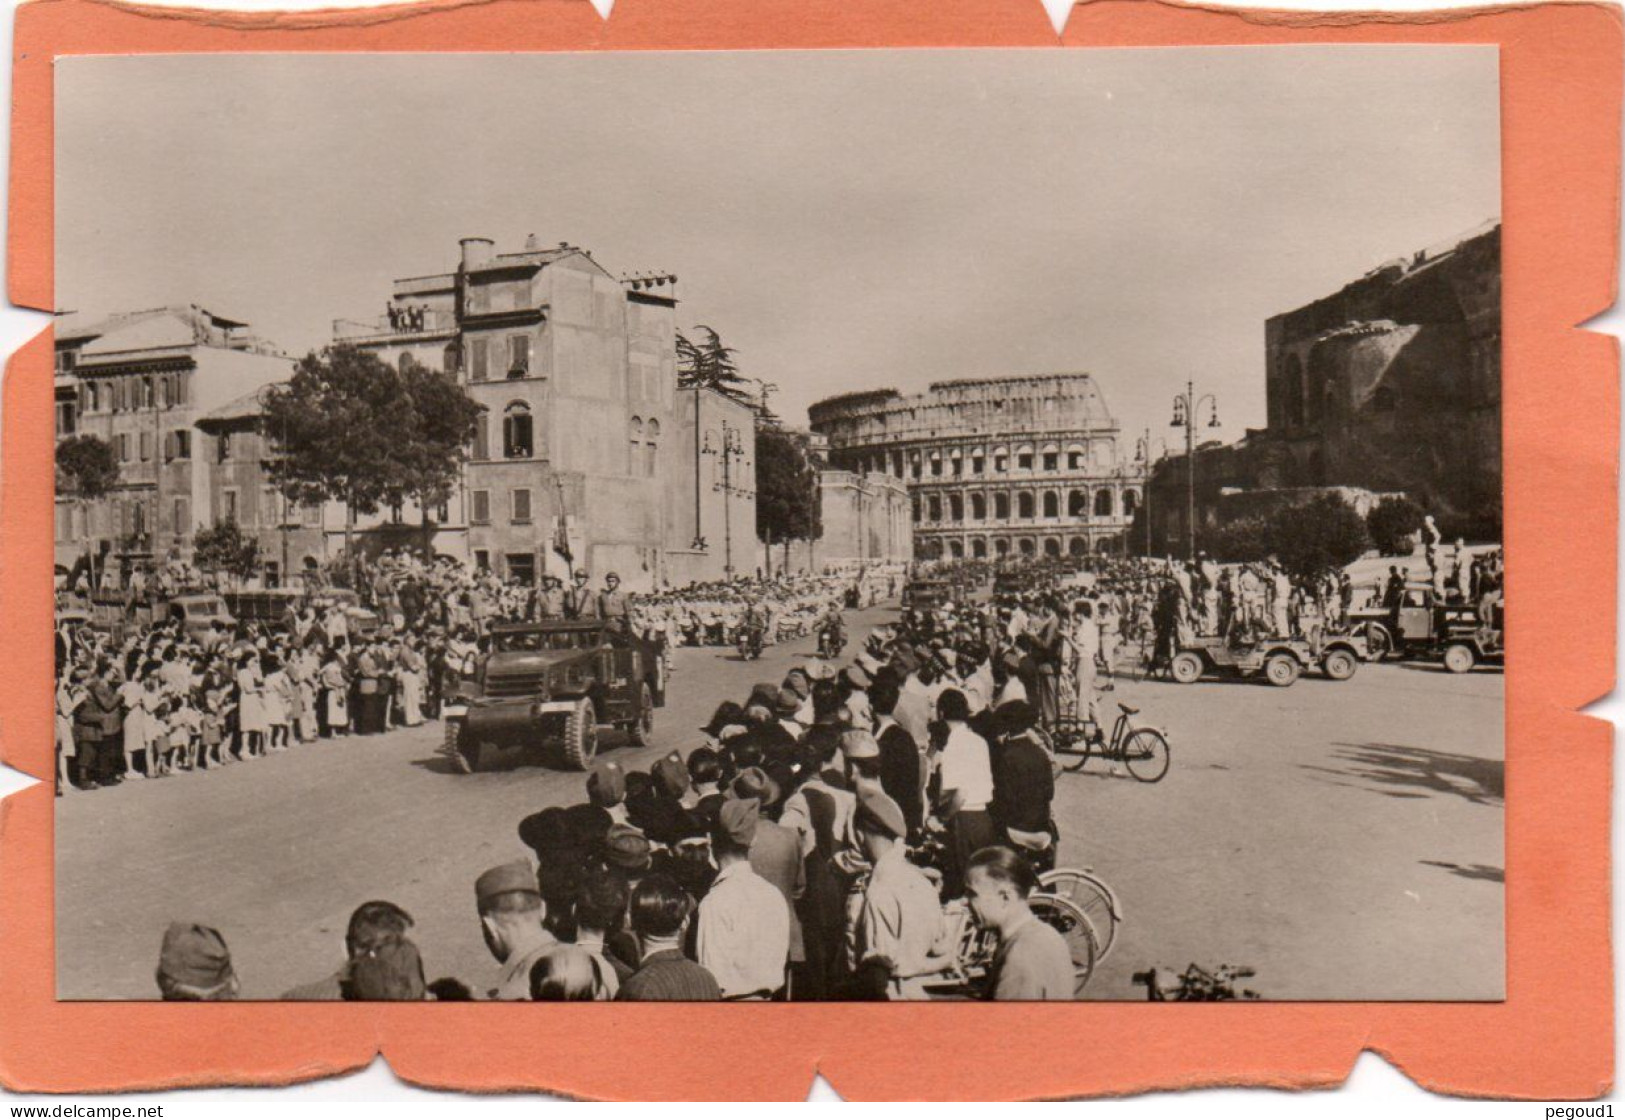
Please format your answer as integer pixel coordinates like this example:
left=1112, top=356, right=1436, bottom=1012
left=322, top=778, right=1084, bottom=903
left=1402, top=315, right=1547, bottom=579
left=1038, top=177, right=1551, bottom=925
left=677, top=326, right=754, bottom=406
left=261, top=345, right=480, bottom=572
left=1270, top=494, right=1370, bottom=578
left=1366, top=495, right=1425, bottom=556
left=192, top=519, right=261, bottom=583
left=56, top=433, right=119, bottom=588
left=755, top=421, right=821, bottom=574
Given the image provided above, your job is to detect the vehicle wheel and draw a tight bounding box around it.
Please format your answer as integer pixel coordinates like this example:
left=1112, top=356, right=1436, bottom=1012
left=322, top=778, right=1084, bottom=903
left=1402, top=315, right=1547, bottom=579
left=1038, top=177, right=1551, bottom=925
left=561, top=699, right=598, bottom=770
left=627, top=684, right=655, bottom=746
left=1039, top=869, right=1121, bottom=960
left=1121, top=728, right=1171, bottom=783
left=1052, top=718, right=1093, bottom=773
left=1443, top=643, right=1476, bottom=674
left=1030, top=894, right=1099, bottom=997
left=1322, top=648, right=1358, bottom=681
left=1264, top=653, right=1301, bottom=687
left=444, top=720, right=474, bottom=774
left=1362, top=622, right=1392, bottom=661
left=1170, top=651, right=1204, bottom=685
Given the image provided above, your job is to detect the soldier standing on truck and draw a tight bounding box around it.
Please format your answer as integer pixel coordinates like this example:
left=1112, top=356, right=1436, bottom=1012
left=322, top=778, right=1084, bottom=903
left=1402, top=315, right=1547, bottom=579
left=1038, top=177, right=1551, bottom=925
left=597, top=573, right=631, bottom=636
left=564, top=570, right=592, bottom=620
left=533, top=575, right=567, bottom=621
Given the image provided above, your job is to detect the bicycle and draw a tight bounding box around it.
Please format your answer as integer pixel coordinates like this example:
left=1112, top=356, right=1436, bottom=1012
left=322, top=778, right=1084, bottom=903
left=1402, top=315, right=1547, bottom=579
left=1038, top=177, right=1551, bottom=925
left=1052, top=702, right=1171, bottom=783
left=925, top=892, right=1099, bottom=999
left=1038, top=867, right=1122, bottom=961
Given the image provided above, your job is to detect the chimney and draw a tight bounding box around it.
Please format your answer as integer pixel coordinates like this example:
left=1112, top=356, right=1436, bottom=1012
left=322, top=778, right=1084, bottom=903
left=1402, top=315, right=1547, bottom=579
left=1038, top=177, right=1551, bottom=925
left=459, top=237, right=495, bottom=270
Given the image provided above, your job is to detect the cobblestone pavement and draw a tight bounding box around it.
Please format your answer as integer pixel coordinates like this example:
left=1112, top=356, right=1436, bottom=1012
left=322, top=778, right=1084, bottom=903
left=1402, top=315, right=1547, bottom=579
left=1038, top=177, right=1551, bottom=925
left=55, top=603, right=1503, bottom=1001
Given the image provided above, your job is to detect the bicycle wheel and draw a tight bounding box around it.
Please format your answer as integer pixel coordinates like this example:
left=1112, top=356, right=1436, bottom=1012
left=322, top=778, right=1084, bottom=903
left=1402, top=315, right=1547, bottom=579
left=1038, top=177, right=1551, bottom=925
left=1039, top=869, right=1121, bottom=961
left=1030, top=894, right=1099, bottom=996
left=1051, top=717, right=1094, bottom=773
left=1121, top=727, right=1171, bottom=783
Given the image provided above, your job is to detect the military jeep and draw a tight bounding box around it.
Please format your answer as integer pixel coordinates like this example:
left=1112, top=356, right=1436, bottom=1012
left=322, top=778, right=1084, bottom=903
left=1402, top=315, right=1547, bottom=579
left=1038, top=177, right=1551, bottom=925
left=441, top=620, right=666, bottom=773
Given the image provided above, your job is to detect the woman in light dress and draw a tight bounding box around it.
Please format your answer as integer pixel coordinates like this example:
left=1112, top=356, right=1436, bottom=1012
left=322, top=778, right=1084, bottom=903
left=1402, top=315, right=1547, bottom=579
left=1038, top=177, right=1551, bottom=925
left=397, top=638, right=425, bottom=727
left=236, top=650, right=268, bottom=758
left=319, top=647, right=350, bottom=736
left=262, top=654, right=293, bottom=751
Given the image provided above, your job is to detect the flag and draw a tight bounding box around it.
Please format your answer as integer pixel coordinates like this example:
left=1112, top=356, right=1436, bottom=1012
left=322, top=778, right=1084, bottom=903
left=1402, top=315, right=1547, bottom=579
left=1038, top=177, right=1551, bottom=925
left=552, top=515, right=573, bottom=565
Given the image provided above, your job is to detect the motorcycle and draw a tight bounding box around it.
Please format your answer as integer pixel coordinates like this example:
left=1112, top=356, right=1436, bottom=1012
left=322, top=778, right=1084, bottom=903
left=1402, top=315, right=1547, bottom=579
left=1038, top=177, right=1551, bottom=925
left=818, top=621, right=847, bottom=659
left=737, top=623, right=765, bottom=661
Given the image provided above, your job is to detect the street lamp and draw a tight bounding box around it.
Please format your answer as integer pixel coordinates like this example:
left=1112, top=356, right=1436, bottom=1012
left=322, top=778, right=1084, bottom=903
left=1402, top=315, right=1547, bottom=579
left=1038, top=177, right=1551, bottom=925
left=1134, top=430, right=1168, bottom=558
left=1169, top=381, right=1221, bottom=562
left=703, top=422, right=753, bottom=579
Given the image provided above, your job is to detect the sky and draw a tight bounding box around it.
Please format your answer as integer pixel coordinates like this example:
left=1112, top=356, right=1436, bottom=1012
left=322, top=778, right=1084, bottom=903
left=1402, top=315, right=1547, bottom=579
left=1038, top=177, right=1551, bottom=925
left=55, top=48, right=1499, bottom=439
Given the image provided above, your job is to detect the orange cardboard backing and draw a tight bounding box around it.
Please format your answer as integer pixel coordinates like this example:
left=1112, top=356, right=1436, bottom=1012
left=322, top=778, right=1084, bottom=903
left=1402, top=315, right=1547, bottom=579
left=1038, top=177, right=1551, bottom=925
left=0, top=0, right=1618, bottom=1101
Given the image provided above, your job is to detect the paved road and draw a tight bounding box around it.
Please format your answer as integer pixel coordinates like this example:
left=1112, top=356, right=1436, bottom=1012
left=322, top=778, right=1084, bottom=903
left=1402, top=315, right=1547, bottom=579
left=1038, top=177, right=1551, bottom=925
left=56, top=605, right=1503, bottom=1001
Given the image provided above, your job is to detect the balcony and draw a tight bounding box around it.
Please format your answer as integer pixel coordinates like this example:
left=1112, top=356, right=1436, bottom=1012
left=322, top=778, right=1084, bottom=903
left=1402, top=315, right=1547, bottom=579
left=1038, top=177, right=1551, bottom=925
left=332, top=308, right=458, bottom=344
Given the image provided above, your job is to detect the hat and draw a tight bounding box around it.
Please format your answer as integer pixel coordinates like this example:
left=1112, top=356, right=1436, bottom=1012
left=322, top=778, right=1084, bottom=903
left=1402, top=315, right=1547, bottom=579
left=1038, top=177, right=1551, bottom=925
left=842, top=666, right=872, bottom=690
left=561, top=803, right=613, bottom=850
left=783, top=670, right=811, bottom=699
left=475, top=861, right=541, bottom=910
left=517, top=807, right=570, bottom=857
left=747, top=682, right=780, bottom=710
left=715, top=797, right=760, bottom=849
left=701, top=701, right=747, bottom=738
left=856, top=652, right=884, bottom=676
left=855, top=789, right=908, bottom=840
left=606, top=571, right=621, bottom=582
left=652, top=753, right=690, bottom=799
left=774, top=688, right=802, bottom=717
left=158, top=921, right=235, bottom=990
left=840, top=729, right=880, bottom=761
left=603, top=824, right=653, bottom=871
left=729, top=765, right=782, bottom=806
left=349, top=937, right=426, bottom=1001
left=586, top=761, right=627, bottom=807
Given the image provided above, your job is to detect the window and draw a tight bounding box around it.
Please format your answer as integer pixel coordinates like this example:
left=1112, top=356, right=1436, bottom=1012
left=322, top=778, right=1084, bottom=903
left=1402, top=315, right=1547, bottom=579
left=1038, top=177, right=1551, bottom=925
left=389, top=501, right=404, bottom=525
left=1043, top=492, right=1059, bottom=518
left=81, top=383, right=96, bottom=413
left=949, top=494, right=964, bottom=522
left=1070, top=490, right=1088, bottom=518
left=56, top=401, right=76, bottom=436
left=972, top=538, right=987, bottom=559
left=508, top=335, right=530, bottom=377
left=971, top=451, right=985, bottom=475
left=435, top=501, right=450, bottom=523
left=118, top=433, right=131, bottom=461
left=911, top=497, right=921, bottom=523
left=1095, top=489, right=1114, bottom=517
left=506, top=553, right=537, bottom=586
left=910, top=454, right=922, bottom=479
left=470, top=338, right=489, bottom=382
left=970, top=493, right=986, bottom=521
left=995, top=538, right=1010, bottom=557
left=993, top=449, right=1008, bottom=472
left=1017, top=446, right=1034, bottom=471
left=927, top=495, right=942, bottom=521
left=1018, top=492, right=1035, bottom=519
left=1043, top=450, right=1059, bottom=472
left=473, top=549, right=490, bottom=571
left=165, top=430, right=191, bottom=462
left=173, top=376, right=187, bottom=407
left=630, top=416, right=644, bottom=469
left=139, top=431, right=151, bottom=462
left=503, top=402, right=533, bottom=459
left=141, top=377, right=154, bottom=409
left=470, top=490, right=491, bottom=523
left=951, top=453, right=963, bottom=477
left=472, top=414, right=490, bottom=460
left=929, top=453, right=942, bottom=478
left=55, top=349, right=75, bottom=374
left=511, top=488, right=532, bottom=523
left=223, top=490, right=238, bottom=523
left=443, top=343, right=460, bottom=376
left=217, top=432, right=232, bottom=463
left=644, top=418, right=660, bottom=477
left=1068, top=449, right=1084, bottom=470
left=994, top=492, right=1010, bottom=520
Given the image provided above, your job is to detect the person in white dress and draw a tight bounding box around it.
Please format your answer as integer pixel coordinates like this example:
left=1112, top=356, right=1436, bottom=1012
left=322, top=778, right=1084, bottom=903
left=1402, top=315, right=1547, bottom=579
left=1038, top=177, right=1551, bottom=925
left=236, top=652, right=268, bottom=758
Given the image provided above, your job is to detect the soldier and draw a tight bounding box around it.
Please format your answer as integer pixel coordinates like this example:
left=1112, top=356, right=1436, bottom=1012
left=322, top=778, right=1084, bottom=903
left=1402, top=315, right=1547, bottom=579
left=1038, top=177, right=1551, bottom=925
left=597, top=572, right=631, bottom=636
left=534, top=575, right=567, bottom=621
left=563, top=570, right=592, bottom=620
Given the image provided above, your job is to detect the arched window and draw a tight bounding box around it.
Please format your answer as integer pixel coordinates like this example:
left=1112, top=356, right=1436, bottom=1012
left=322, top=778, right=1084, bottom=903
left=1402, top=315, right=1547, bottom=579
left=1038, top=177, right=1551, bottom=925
left=928, top=495, right=942, bottom=522
left=644, top=418, right=660, bottom=476
left=1094, top=489, right=1113, bottom=517
left=1017, top=492, right=1035, bottom=519
left=950, top=448, right=963, bottom=476
left=948, top=540, right=964, bottom=559
left=994, top=492, right=1011, bottom=520
left=994, top=538, right=1011, bottom=557
left=1018, top=538, right=1036, bottom=557
left=141, top=376, right=155, bottom=409
left=993, top=446, right=1009, bottom=473
left=1044, top=538, right=1061, bottom=558
left=1069, top=490, right=1088, bottom=517
left=1016, top=444, right=1035, bottom=471
left=1069, top=537, right=1088, bottom=557
left=929, top=451, right=943, bottom=478
left=1041, top=443, right=1060, bottom=472
left=910, top=453, right=922, bottom=479
left=504, top=402, right=534, bottom=459
left=970, top=493, right=986, bottom=521
left=1043, top=491, right=1059, bottom=518
left=912, top=497, right=922, bottom=523
left=1123, top=490, right=1139, bottom=516
left=630, top=416, right=644, bottom=468
left=972, top=538, right=987, bottom=559
left=971, top=448, right=986, bottom=475
left=1067, top=445, right=1085, bottom=471
left=949, top=494, right=964, bottom=522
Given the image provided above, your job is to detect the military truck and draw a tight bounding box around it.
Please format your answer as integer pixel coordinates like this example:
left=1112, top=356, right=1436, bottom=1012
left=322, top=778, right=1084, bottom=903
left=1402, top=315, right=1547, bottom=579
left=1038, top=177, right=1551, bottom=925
left=440, top=620, right=666, bottom=773
left=1350, top=585, right=1504, bottom=672
left=1168, top=631, right=1369, bottom=687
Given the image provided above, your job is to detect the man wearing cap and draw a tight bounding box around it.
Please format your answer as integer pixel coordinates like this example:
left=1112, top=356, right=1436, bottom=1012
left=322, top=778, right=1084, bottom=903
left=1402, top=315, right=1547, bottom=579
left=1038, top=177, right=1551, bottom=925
left=730, top=767, right=806, bottom=980
left=586, top=761, right=630, bottom=826
left=651, top=751, right=695, bottom=809
left=563, top=570, right=592, bottom=620
left=774, top=687, right=807, bottom=743
left=595, top=572, right=631, bottom=636
left=534, top=575, right=567, bottom=621
left=696, top=799, right=791, bottom=1000
left=853, top=791, right=948, bottom=999
left=474, top=861, right=557, bottom=1000
left=840, top=666, right=874, bottom=732
left=156, top=921, right=239, bottom=1001
left=603, top=823, right=655, bottom=884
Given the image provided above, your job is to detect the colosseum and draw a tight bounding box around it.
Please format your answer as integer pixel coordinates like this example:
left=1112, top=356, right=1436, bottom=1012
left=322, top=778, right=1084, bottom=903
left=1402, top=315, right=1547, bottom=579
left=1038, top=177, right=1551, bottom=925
left=808, top=374, right=1146, bottom=561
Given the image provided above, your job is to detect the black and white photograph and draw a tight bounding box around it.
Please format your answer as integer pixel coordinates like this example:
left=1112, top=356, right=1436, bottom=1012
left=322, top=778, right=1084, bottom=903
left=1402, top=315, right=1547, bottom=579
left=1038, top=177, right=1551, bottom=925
left=51, top=47, right=1502, bottom=1003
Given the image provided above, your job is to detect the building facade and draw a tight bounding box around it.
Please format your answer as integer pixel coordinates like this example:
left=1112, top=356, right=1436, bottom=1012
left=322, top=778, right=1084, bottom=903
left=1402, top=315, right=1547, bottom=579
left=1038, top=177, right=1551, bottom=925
left=817, top=470, right=913, bottom=566
left=52, top=306, right=291, bottom=575
left=330, top=235, right=751, bottom=590
left=1261, top=221, right=1501, bottom=536
left=809, top=375, right=1144, bottom=561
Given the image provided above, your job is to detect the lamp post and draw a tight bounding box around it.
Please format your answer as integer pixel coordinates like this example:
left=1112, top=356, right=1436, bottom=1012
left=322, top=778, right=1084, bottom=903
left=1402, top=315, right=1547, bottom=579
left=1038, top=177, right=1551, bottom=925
left=703, top=422, right=752, bottom=579
left=1169, top=381, right=1221, bottom=562
left=1134, top=430, right=1168, bottom=558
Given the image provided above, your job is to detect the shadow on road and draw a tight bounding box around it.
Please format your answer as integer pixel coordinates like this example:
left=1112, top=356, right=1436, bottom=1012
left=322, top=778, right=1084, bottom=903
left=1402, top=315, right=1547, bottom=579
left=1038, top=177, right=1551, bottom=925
left=1420, top=859, right=1504, bottom=883
left=1301, top=742, right=1503, bottom=806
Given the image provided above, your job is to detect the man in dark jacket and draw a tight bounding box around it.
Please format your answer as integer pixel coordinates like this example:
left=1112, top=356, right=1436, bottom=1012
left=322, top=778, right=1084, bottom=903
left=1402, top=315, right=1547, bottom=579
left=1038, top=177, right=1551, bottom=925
left=870, top=677, right=924, bottom=837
